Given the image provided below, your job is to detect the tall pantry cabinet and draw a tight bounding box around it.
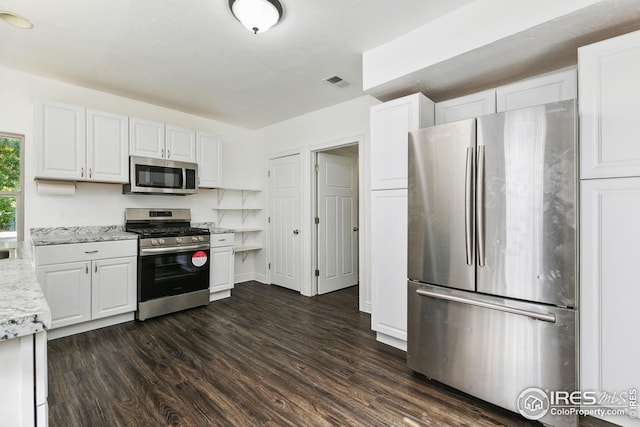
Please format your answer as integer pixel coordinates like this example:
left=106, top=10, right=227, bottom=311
left=370, top=93, right=434, bottom=350
left=579, top=30, right=640, bottom=427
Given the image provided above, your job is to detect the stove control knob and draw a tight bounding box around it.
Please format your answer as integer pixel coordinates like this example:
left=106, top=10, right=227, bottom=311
left=151, top=239, right=159, bottom=246
left=192, top=236, right=199, bottom=243
left=198, top=236, right=205, bottom=242
left=159, top=238, right=166, bottom=244
left=175, top=237, right=182, bottom=244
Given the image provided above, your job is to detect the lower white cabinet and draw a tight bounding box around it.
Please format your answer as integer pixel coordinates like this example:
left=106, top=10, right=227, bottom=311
left=0, top=331, right=48, bottom=427
left=581, top=177, right=640, bottom=427
left=34, top=240, right=137, bottom=335
left=210, top=233, right=235, bottom=301
left=370, top=189, right=408, bottom=351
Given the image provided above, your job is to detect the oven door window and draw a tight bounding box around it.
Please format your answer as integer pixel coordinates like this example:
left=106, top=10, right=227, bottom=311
left=139, top=250, right=209, bottom=301
left=135, top=164, right=183, bottom=189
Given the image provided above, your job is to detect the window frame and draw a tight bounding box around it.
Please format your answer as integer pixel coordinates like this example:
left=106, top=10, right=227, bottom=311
left=0, top=132, right=25, bottom=242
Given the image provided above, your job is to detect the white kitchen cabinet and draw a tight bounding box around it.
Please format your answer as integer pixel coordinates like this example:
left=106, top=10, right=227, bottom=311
left=37, top=261, right=91, bottom=329
left=435, top=90, right=496, bottom=124
left=370, top=189, right=408, bottom=351
left=91, top=257, right=137, bottom=319
left=196, top=131, right=222, bottom=188
left=579, top=30, right=640, bottom=179
left=210, top=233, right=235, bottom=301
left=34, top=240, right=137, bottom=337
left=35, top=100, right=86, bottom=181
left=580, top=178, right=640, bottom=427
left=130, top=118, right=196, bottom=162
left=86, top=109, right=129, bottom=183
left=496, top=67, right=576, bottom=112
left=129, top=117, right=165, bottom=159
left=35, top=101, right=129, bottom=183
left=0, top=331, right=48, bottom=427
left=370, top=93, right=434, bottom=190
left=166, top=125, right=196, bottom=163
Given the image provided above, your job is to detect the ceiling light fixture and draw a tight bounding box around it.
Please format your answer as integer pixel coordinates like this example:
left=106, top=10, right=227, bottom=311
left=229, top=0, right=283, bottom=35
left=0, top=10, right=33, bottom=29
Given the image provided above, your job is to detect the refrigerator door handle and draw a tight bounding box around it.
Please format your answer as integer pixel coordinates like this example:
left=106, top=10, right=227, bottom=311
left=476, top=145, right=486, bottom=267
left=464, top=147, right=474, bottom=266
left=415, top=287, right=557, bottom=323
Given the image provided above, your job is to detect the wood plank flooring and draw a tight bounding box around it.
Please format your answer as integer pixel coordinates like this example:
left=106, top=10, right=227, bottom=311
left=48, top=282, right=615, bottom=427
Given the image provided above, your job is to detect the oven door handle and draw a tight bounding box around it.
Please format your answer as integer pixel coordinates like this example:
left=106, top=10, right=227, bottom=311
left=140, top=244, right=210, bottom=256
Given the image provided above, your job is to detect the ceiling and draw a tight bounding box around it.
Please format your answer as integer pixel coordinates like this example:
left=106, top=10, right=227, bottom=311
left=2, top=1, right=640, bottom=130
left=0, top=0, right=475, bottom=129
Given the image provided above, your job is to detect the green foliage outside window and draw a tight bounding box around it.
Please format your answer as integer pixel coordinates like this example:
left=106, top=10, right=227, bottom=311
left=0, top=137, right=20, bottom=230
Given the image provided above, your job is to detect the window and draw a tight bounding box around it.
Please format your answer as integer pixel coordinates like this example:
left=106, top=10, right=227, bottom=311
left=0, top=133, right=23, bottom=242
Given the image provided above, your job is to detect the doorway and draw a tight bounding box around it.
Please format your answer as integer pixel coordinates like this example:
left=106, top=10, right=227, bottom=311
left=314, top=144, right=359, bottom=295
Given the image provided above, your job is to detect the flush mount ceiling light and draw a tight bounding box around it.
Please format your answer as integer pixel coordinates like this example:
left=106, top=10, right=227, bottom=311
left=0, top=10, right=33, bottom=29
left=229, top=0, right=283, bottom=34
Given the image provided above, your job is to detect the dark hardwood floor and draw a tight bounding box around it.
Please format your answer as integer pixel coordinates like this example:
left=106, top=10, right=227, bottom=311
left=48, top=282, right=615, bottom=427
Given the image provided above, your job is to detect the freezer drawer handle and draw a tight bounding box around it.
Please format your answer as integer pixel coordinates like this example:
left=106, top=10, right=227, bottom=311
left=415, top=288, right=556, bottom=323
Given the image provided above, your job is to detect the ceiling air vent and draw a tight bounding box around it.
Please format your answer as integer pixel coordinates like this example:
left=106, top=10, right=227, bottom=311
left=323, top=74, right=349, bottom=88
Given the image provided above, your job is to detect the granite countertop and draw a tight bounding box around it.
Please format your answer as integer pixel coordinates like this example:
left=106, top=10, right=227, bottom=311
left=0, top=245, right=51, bottom=341
left=31, top=225, right=139, bottom=246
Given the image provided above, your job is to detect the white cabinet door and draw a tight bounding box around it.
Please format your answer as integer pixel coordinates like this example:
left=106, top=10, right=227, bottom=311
left=91, top=256, right=137, bottom=320
left=435, top=90, right=496, bottom=124
left=580, top=30, right=640, bottom=179
left=129, top=117, right=165, bottom=159
left=86, top=109, right=129, bottom=183
left=370, top=93, right=434, bottom=190
left=196, top=132, right=222, bottom=188
left=370, top=189, right=408, bottom=350
left=0, top=335, right=36, bottom=427
left=581, top=178, right=640, bottom=426
left=211, top=246, right=234, bottom=293
left=37, top=262, right=91, bottom=329
left=166, top=125, right=196, bottom=162
left=496, top=68, right=576, bottom=112
left=35, top=100, right=86, bottom=180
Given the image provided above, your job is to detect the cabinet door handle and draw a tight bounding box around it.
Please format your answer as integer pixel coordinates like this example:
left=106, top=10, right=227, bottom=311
left=95, top=264, right=97, bottom=274
left=161, top=148, right=165, bottom=158
left=84, top=250, right=99, bottom=254
left=85, top=263, right=89, bottom=274
left=167, top=149, right=171, bottom=158
left=89, top=168, right=92, bottom=179
left=219, top=239, right=226, bottom=242
left=81, top=167, right=84, bottom=178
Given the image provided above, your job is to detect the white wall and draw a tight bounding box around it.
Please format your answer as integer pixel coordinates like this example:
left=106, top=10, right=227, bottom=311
left=0, top=65, right=262, bottom=279
left=256, top=95, right=380, bottom=311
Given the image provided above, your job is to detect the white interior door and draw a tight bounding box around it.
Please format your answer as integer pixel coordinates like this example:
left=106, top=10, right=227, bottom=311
left=269, top=155, right=302, bottom=291
left=317, top=152, right=359, bottom=294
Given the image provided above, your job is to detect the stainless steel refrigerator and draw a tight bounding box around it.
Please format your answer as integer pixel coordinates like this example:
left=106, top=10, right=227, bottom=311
left=407, top=100, right=577, bottom=427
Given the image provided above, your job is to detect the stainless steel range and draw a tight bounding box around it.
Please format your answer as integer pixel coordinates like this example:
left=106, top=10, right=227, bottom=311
left=125, top=208, right=210, bottom=320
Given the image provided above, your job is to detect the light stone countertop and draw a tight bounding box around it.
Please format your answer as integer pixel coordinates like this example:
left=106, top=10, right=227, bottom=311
left=0, top=245, right=52, bottom=341
left=31, top=225, right=139, bottom=246
left=192, top=222, right=235, bottom=234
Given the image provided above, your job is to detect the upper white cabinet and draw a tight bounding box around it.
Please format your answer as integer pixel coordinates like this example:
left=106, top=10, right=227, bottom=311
left=579, top=30, right=640, bottom=179
left=129, top=118, right=164, bottom=159
left=130, top=119, right=197, bottom=163
left=370, top=93, right=434, bottom=190
left=496, top=68, right=577, bottom=112
left=35, top=101, right=86, bottom=181
left=196, top=131, right=222, bottom=188
left=166, top=125, right=196, bottom=163
left=435, top=90, right=496, bottom=124
left=35, top=101, right=129, bottom=183
left=86, top=109, right=129, bottom=183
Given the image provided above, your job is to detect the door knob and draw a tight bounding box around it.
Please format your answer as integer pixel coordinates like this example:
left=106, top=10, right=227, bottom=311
left=293, top=229, right=300, bottom=235
left=353, top=227, right=359, bottom=232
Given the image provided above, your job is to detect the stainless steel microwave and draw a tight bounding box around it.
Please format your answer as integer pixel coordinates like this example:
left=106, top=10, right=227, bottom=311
left=123, top=156, right=198, bottom=195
